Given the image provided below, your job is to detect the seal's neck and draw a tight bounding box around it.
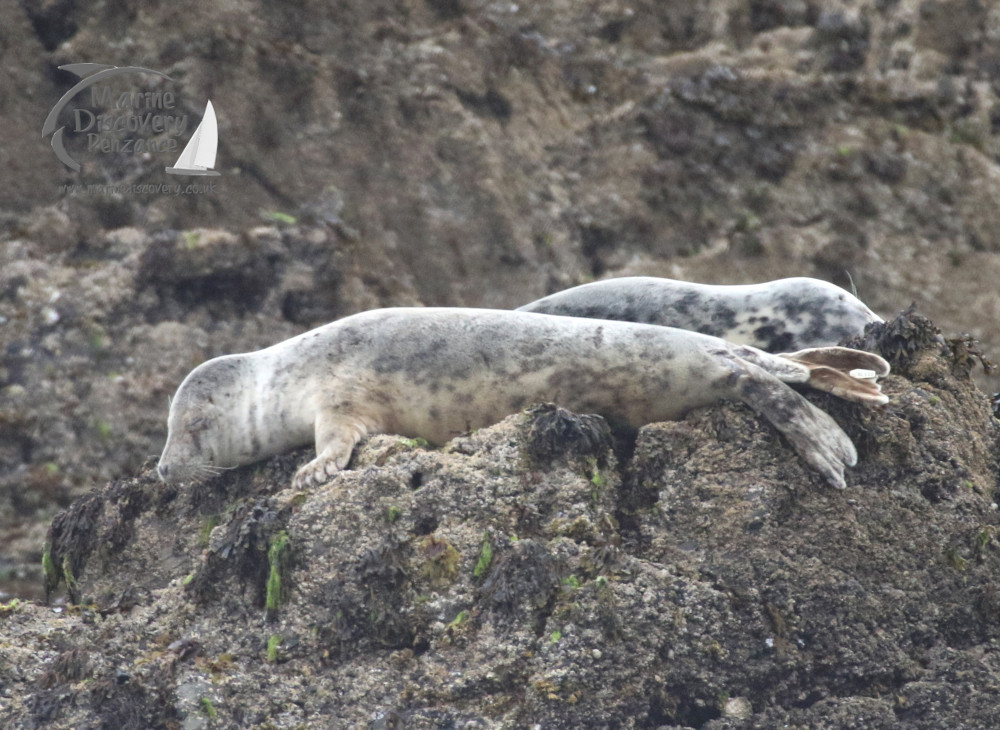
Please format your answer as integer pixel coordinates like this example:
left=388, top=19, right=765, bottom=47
left=232, top=352, right=317, bottom=463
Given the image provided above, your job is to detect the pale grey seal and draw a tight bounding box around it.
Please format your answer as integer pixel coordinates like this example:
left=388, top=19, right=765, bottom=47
left=156, top=308, right=889, bottom=490
left=517, top=277, right=882, bottom=352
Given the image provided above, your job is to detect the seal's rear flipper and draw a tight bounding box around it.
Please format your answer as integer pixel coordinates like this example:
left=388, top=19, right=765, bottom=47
left=733, top=360, right=857, bottom=489
left=779, top=347, right=890, bottom=377
left=799, top=365, right=889, bottom=405
left=777, top=347, right=890, bottom=405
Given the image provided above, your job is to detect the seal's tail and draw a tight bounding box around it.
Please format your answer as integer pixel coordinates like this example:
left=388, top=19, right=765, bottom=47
left=779, top=347, right=890, bottom=405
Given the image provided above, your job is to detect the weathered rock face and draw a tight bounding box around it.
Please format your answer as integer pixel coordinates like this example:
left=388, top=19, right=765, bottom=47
left=5, top=0, right=1000, bottom=593
left=4, top=0, right=1000, bottom=723
left=2, top=315, right=998, bottom=728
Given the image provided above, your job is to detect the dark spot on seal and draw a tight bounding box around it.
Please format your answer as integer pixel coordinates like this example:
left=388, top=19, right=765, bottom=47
left=248, top=401, right=262, bottom=457
left=799, top=316, right=838, bottom=345
left=738, top=377, right=801, bottom=424
left=553, top=304, right=603, bottom=320
left=671, top=291, right=700, bottom=317
left=518, top=340, right=547, bottom=358
left=710, top=306, right=738, bottom=333
left=190, top=428, right=203, bottom=454
left=617, top=306, right=639, bottom=323
left=524, top=403, right=613, bottom=466
left=428, top=407, right=441, bottom=422
left=372, top=353, right=407, bottom=374
left=753, top=325, right=794, bottom=353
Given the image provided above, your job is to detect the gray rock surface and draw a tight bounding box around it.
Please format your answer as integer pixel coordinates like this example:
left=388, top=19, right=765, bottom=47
left=2, top=313, right=999, bottom=728
left=3, top=0, right=1000, bottom=725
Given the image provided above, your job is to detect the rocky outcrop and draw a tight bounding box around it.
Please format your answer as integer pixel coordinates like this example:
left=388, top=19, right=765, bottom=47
left=7, top=1, right=1000, bottom=535
left=4, top=2, right=1000, bottom=724
left=2, top=313, right=998, bottom=728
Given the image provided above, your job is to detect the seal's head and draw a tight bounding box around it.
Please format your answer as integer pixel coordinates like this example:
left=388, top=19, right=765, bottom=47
left=157, top=355, right=249, bottom=484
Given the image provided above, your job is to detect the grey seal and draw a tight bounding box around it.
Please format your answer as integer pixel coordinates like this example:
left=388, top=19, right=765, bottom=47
left=156, top=308, right=889, bottom=490
left=517, top=277, right=882, bottom=352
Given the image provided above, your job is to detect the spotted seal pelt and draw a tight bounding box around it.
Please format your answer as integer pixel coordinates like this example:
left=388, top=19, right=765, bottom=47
left=156, top=308, right=889, bottom=490
left=517, top=277, right=882, bottom=353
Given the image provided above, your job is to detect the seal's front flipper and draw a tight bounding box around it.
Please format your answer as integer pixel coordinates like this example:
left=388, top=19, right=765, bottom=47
left=292, top=410, right=373, bottom=488
left=779, top=347, right=890, bottom=377
left=733, top=361, right=857, bottom=489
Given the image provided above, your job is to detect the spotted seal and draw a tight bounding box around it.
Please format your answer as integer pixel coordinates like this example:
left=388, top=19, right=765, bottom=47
left=156, top=308, right=889, bottom=490
left=518, top=277, right=882, bottom=352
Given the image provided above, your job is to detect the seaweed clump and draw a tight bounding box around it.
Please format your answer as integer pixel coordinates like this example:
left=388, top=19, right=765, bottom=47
left=946, top=333, right=996, bottom=379
left=185, top=498, right=290, bottom=609
left=480, top=539, right=563, bottom=623
left=43, top=476, right=163, bottom=604
left=524, top=403, right=613, bottom=466
left=44, top=493, right=105, bottom=603
left=846, top=305, right=995, bottom=383
left=843, top=305, right=946, bottom=377
left=316, top=536, right=416, bottom=662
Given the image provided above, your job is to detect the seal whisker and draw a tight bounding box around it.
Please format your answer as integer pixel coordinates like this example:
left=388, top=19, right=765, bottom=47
left=193, top=465, right=229, bottom=479
left=844, top=270, right=858, bottom=298
left=188, top=467, right=216, bottom=484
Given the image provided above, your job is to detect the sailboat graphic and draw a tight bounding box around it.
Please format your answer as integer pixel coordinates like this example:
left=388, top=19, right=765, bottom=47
left=166, top=100, right=221, bottom=176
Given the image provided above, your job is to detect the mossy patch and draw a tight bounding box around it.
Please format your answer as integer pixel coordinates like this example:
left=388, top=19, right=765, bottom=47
left=42, top=544, right=58, bottom=596
left=62, top=555, right=78, bottom=600
left=420, top=535, right=460, bottom=587
left=0, top=598, right=21, bottom=616
left=262, top=210, right=297, bottom=225
left=473, top=536, right=493, bottom=579
left=266, top=634, right=282, bottom=663
left=265, top=530, right=290, bottom=620
left=448, top=610, right=470, bottom=630
left=200, top=697, right=217, bottom=719
left=197, top=516, right=220, bottom=548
